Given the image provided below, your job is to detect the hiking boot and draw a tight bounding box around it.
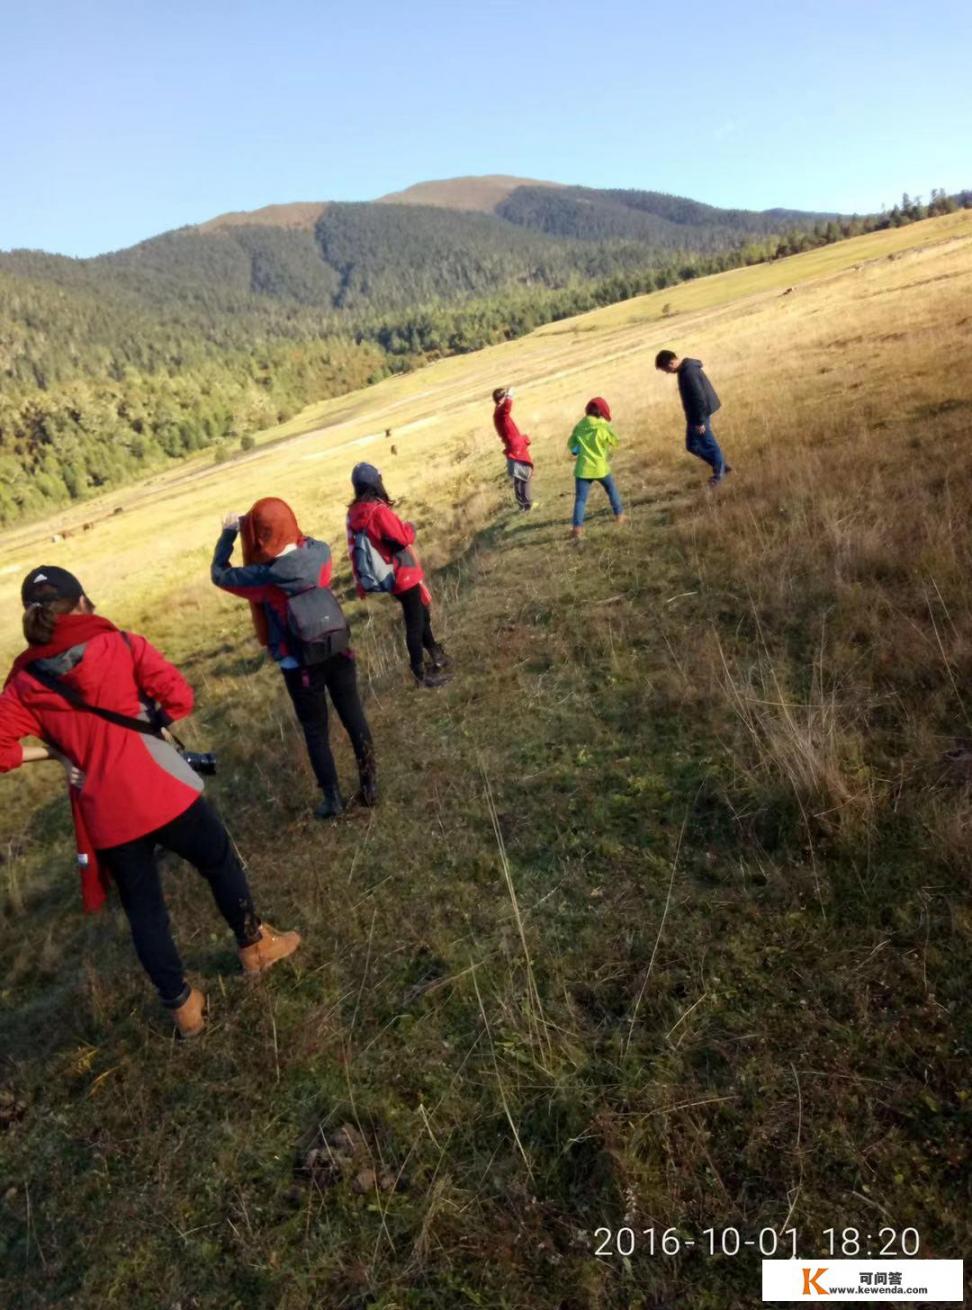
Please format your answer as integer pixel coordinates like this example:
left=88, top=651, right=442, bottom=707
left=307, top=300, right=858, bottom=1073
left=357, top=765, right=379, bottom=807
left=314, top=785, right=344, bottom=820
left=428, top=643, right=451, bottom=671
left=708, top=465, right=732, bottom=489
left=414, top=669, right=452, bottom=689
left=570, top=526, right=584, bottom=540
left=239, top=923, right=302, bottom=977
left=614, top=513, right=629, bottom=525
left=171, top=987, right=206, bottom=1039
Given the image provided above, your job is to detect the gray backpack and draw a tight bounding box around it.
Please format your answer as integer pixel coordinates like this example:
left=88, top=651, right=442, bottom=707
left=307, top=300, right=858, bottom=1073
left=351, top=529, right=397, bottom=594
left=286, top=587, right=349, bottom=664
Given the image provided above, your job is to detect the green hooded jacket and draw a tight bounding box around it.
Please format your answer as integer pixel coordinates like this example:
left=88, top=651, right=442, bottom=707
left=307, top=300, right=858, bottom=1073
left=568, top=415, right=619, bottom=480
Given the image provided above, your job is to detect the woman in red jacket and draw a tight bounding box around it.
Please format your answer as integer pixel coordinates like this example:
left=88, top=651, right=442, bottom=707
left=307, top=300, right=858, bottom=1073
left=0, top=565, right=300, bottom=1038
left=492, top=385, right=534, bottom=511
left=346, top=463, right=451, bottom=688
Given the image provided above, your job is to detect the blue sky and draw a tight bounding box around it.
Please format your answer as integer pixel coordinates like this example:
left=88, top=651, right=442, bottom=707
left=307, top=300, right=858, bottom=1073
left=1, top=0, right=970, bottom=257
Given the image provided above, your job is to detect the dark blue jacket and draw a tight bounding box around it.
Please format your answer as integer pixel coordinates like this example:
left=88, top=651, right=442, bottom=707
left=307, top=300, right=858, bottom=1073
left=677, top=358, right=721, bottom=425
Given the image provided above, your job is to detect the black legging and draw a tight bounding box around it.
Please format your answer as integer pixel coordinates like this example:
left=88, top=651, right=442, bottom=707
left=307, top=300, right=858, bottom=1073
left=395, top=585, right=438, bottom=677
left=283, top=651, right=373, bottom=791
left=99, top=795, right=258, bottom=1007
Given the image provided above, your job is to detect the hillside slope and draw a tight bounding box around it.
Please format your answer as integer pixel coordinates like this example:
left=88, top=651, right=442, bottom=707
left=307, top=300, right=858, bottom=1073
left=376, top=174, right=563, bottom=211
left=497, top=183, right=839, bottom=242
left=0, top=213, right=970, bottom=1307
left=3, top=198, right=944, bottom=535
left=7, top=175, right=957, bottom=532
left=197, top=201, right=329, bottom=234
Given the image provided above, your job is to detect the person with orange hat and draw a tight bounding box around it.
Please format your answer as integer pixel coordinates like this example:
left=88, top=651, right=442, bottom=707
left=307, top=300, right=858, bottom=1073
left=567, top=398, right=628, bottom=539
left=212, top=497, right=376, bottom=818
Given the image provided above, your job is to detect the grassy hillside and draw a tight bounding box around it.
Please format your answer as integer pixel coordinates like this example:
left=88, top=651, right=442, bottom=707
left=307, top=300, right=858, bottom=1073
left=3, top=178, right=965, bottom=530
left=198, top=202, right=330, bottom=234
left=378, top=175, right=565, bottom=211
left=0, top=212, right=970, bottom=1307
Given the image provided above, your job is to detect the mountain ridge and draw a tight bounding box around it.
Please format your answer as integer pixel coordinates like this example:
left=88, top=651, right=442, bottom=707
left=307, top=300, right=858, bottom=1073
left=375, top=174, right=563, bottom=212
left=1, top=178, right=844, bottom=323
left=191, top=174, right=832, bottom=239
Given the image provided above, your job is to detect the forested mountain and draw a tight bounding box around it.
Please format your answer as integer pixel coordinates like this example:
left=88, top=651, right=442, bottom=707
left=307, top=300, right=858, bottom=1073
left=0, top=183, right=840, bottom=320
left=495, top=185, right=839, bottom=243
left=1, top=178, right=967, bottom=527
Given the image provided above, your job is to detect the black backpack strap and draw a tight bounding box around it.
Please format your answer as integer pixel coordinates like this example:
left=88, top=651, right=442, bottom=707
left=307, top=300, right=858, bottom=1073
left=27, top=662, right=174, bottom=742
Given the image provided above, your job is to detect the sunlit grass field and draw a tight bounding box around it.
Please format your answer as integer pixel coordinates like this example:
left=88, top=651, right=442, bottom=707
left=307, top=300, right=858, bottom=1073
left=1, top=210, right=970, bottom=1308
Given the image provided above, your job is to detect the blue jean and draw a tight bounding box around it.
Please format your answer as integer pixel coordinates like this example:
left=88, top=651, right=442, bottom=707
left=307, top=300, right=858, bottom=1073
left=573, top=475, right=624, bottom=528
left=686, top=420, right=726, bottom=478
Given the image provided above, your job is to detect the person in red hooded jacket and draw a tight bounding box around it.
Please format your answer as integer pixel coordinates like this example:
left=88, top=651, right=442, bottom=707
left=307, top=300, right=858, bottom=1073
left=346, top=463, right=451, bottom=688
left=0, top=565, right=301, bottom=1038
left=492, top=385, right=535, bottom=511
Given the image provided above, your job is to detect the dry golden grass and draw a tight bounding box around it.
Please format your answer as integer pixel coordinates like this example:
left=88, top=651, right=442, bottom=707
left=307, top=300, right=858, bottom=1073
left=374, top=176, right=562, bottom=211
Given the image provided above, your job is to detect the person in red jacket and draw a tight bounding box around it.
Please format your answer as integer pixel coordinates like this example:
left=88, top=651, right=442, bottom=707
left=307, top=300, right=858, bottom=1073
left=492, top=385, right=535, bottom=511
left=0, top=565, right=301, bottom=1038
left=346, top=463, right=451, bottom=688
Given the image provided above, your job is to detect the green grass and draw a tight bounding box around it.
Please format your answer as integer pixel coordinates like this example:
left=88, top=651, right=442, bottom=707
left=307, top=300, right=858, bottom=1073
left=1, top=215, right=971, bottom=1308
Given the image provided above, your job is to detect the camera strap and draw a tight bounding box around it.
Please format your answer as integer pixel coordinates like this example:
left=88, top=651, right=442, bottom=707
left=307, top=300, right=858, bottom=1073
left=27, top=663, right=187, bottom=751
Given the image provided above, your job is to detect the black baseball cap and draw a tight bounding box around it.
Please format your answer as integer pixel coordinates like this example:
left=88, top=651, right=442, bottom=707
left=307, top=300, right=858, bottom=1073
left=21, top=565, right=86, bottom=608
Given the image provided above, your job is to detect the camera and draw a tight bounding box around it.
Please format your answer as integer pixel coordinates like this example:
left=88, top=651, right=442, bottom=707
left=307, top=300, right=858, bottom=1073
left=181, top=750, right=218, bottom=776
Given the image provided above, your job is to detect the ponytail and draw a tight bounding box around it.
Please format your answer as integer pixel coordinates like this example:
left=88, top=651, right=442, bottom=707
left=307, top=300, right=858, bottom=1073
left=23, top=594, right=76, bottom=645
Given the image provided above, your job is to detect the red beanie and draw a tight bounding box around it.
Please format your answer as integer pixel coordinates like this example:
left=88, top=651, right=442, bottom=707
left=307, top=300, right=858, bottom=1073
left=585, top=397, right=612, bottom=421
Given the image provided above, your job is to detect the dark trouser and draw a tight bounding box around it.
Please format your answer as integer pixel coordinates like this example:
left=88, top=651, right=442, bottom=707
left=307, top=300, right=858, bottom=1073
left=506, top=458, right=533, bottom=510
left=686, top=420, right=726, bottom=479
left=395, top=585, right=438, bottom=677
left=98, top=796, right=258, bottom=1007
left=283, top=653, right=373, bottom=792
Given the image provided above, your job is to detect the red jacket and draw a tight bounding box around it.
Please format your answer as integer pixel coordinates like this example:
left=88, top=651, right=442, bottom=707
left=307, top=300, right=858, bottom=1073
left=0, top=627, right=203, bottom=851
left=493, top=397, right=533, bottom=466
left=346, top=500, right=426, bottom=598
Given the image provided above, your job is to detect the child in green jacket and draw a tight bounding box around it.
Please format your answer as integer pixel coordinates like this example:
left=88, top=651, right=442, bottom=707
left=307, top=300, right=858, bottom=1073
left=568, top=397, right=627, bottom=538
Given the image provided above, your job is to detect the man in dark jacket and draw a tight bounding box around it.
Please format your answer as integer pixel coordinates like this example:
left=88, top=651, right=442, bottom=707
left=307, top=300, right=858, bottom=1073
left=655, top=350, right=732, bottom=487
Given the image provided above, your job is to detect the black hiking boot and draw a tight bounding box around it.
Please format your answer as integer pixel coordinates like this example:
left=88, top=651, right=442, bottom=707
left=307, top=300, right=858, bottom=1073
left=428, top=644, right=451, bottom=671
left=414, top=668, right=452, bottom=689
left=356, top=758, right=379, bottom=808
left=314, top=785, right=345, bottom=820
